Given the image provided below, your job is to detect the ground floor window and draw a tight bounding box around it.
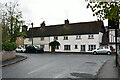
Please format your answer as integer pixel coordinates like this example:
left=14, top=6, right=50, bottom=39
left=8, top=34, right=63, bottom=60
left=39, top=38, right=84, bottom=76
left=118, top=45, right=120, bottom=50
left=80, top=45, right=85, bottom=51
left=88, top=45, right=96, bottom=51
left=56, top=45, right=59, bottom=49
left=75, top=45, right=78, bottom=49
left=40, top=45, right=44, bottom=48
left=64, top=45, right=71, bottom=50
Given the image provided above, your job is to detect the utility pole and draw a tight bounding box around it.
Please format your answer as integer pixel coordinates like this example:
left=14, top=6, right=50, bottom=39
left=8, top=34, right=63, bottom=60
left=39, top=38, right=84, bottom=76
left=31, top=23, right=33, bottom=45
left=115, top=24, right=118, bottom=67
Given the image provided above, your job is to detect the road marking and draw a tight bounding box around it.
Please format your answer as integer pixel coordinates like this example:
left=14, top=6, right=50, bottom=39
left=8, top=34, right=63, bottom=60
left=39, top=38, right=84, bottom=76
left=54, top=71, right=67, bottom=78
left=28, top=63, right=54, bottom=74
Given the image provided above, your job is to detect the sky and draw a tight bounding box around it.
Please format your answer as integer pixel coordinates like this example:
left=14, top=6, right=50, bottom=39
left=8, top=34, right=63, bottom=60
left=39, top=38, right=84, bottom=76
left=1, top=0, right=108, bottom=27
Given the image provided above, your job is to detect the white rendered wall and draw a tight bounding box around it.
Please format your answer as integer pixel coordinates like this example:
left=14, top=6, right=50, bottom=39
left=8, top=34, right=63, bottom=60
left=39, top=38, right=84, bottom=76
left=50, top=34, right=100, bottom=52
left=24, top=37, right=50, bottom=51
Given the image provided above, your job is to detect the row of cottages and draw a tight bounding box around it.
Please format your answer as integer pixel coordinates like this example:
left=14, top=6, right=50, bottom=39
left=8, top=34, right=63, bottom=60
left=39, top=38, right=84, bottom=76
left=24, top=20, right=107, bottom=52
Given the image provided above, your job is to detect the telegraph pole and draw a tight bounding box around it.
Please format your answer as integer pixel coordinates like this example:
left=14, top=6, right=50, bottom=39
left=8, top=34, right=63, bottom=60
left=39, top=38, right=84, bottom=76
left=115, top=24, right=118, bottom=67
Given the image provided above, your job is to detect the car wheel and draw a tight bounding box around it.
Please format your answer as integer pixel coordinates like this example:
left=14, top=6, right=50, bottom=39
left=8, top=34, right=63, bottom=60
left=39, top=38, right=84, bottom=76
left=93, top=51, right=97, bottom=55
left=107, top=51, right=111, bottom=55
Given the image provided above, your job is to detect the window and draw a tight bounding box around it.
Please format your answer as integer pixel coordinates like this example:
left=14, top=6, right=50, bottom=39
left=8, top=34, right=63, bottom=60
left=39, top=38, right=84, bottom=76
left=76, top=35, right=81, bottom=40
left=88, top=45, right=96, bottom=51
left=80, top=45, right=85, bottom=51
left=63, top=36, right=68, bottom=40
left=88, top=34, right=94, bottom=39
left=40, top=37, right=44, bottom=41
left=64, top=45, right=71, bottom=50
left=28, top=38, right=32, bottom=41
left=75, top=45, right=78, bottom=49
left=40, top=45, right=44, bottom=48
left=54, top=36, right=58, bottom=40
left=56, top=45, right=59, bottom=49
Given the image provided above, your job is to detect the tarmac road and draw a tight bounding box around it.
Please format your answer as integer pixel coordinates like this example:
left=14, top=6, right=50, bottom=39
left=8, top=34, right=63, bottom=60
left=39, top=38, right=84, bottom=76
left=2, top=53, right=115, bottom=78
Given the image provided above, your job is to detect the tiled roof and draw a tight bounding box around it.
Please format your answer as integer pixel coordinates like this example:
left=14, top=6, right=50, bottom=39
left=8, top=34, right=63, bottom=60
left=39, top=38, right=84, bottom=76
left=26, top=21, right=105, bottom=38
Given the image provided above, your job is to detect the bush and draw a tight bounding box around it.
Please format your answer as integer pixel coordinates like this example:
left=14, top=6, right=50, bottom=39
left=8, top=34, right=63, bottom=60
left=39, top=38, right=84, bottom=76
left=2, top=42, right=17, bottom=51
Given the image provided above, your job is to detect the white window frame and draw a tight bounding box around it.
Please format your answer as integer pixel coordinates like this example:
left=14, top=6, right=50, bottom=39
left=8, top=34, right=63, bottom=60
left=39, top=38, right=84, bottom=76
left=88, top=34, right=94, bottom=39
left=56, top=45, right=59, bottom=49
left=80, top=45, right=86, bottom=51
left=54, top=36, right=58, bottom=40
left=76, top=35, right=81, bottom=40
left=64, top=45, right=71, bottom=50
left=75, top=45, right=78, bottom=49
left=88, top=45, right=96, bottom=51
left=63, top=36, right=68, bottom=40
left=40, top=37, right=44, bottom=41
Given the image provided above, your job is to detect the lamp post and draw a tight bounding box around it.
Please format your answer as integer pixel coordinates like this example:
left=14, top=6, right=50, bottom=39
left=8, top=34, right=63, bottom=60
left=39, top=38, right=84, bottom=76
left=31, top=23, right=33, bottom=45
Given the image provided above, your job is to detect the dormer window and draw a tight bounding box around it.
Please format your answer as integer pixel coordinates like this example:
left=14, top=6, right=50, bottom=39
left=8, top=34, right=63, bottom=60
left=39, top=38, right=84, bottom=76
left=88, top=34, right=94, bottom=39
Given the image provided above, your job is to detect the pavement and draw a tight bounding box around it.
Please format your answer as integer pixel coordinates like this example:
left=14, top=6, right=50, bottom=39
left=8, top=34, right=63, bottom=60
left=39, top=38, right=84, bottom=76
left=0, top=55, right=27, bottom=67
left=1, top=53, right=119, bottom=79
left=97, top=57, right=119, bottom=78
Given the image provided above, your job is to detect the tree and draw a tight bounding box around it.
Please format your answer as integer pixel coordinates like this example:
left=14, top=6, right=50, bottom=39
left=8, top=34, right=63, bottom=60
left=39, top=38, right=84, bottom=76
left=86, top=0, right=120, bottom=66
left=1, top=0, right=25, bottom=42
left=86, top=0, right=120, bottom=22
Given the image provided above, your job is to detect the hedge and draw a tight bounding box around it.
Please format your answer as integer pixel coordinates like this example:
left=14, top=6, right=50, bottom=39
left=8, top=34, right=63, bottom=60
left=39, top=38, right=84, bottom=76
left=2, top=42, right=17, bottom=51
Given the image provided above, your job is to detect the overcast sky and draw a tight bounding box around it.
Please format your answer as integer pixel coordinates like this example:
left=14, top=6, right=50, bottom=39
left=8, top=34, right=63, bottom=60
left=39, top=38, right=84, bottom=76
left=1, top=0, right=108, bottom=27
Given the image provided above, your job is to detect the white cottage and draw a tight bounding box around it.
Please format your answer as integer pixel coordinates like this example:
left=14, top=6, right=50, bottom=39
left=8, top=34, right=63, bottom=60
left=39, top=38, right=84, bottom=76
left=24, top=20, right=106, bottom=52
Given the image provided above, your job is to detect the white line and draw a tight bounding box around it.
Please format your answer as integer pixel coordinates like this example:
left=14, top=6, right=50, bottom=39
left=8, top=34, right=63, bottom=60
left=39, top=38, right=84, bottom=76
left=28, top=63, right=54, bottom=74
left=55, top=71, right=67, bottom=78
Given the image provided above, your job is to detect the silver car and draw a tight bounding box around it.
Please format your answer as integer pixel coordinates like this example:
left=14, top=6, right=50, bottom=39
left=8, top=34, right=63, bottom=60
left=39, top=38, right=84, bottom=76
left=92, top=46, right=111, bottom=55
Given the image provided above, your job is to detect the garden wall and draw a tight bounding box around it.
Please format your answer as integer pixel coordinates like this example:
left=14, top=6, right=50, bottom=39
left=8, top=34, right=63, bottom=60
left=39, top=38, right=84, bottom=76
left=0, top=51, right=16, bottom=62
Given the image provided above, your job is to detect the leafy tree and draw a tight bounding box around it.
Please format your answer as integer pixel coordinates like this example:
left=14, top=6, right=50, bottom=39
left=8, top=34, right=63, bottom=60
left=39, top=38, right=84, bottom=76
left=1, top=0, right=25, bottom=42
left=86, top=0, right=120, bottom=23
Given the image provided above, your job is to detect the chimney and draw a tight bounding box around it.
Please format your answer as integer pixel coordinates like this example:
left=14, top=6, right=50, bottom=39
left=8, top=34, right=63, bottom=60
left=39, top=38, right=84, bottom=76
left=22, top=25, right=28, bottom=32
left=64, top=19, right=69, bottom=25
left=40, top=21, right=45, bottom=27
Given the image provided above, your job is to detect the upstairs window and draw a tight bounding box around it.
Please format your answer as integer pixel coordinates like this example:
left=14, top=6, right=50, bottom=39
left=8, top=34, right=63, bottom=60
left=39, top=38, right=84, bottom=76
left=28, top=38, right=32, bottom=41
left=54, top=36, right=58, bottom=40
left=76, top=35, right=81, bottom=40
left=63, top=36, right=68, bottom=40
left=40, top=37, right=44, bottom=41
left=88, top=34, right=94, bottom=39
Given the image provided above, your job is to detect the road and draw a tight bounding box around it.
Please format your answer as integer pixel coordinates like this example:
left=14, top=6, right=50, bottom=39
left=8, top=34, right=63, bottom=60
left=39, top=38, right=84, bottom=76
left=2, top=53, right=114, bottom=78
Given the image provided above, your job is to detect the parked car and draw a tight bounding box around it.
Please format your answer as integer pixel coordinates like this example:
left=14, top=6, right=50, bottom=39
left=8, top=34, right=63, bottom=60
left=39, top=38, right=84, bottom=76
left=16, top=46, right=26, bottom=53
left=26, top=45, right=44, bottom=53
left=92, top=46, right=111, bottom=55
